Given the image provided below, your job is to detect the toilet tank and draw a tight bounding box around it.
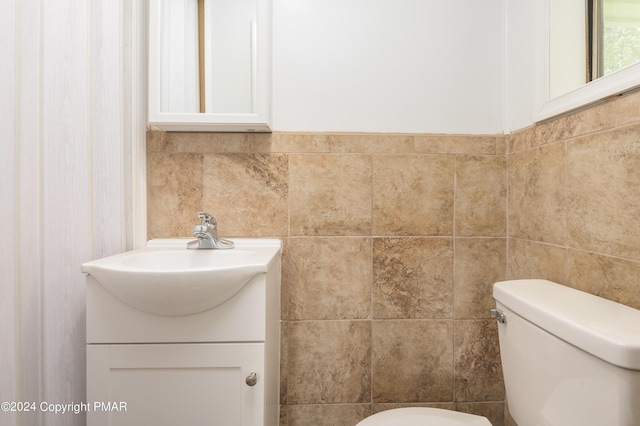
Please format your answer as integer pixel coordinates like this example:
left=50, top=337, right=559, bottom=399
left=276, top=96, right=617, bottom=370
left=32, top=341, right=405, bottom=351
left=493, top=279, right=640, bottom=426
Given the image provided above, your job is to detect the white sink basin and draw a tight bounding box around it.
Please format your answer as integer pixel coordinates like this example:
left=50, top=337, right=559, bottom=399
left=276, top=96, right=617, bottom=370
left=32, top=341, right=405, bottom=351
left=82, top=238, right=282, bottom=316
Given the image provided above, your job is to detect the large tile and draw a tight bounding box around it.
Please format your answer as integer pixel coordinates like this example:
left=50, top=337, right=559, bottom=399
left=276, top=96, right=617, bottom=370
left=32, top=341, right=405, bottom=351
left=287, top=321, right=371, bottom=404
left=454, top=238, right=506, bottom=319
left=202, top=153, right=289, bottom=237
left=454, top=320, right=504, bottom=402
left=285, top=237, right=372, bottom=320
left=567, top=124, right=640, bottom=260
left=508, top=142, right=566, bottom=245
left=287, top=404, right=370, bottom=426
left=373, top=238, right=453, bottom=319
left=567, top=249, right=640, bottom=310
left=289, top=154, right=372, bottom=236
left=372, top=320, right=454, bottom=403
left=147, top=152, right=203, bottom=238
left=373, top=155, right=454, bottom=236
left=455, top=155, right=506, bottom=237
left=506, top=238, right=567, bottom=283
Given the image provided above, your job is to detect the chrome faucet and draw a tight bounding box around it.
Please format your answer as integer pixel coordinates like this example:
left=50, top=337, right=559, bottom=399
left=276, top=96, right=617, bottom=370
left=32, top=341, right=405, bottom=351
left=187, top=212, right=234, bottom=250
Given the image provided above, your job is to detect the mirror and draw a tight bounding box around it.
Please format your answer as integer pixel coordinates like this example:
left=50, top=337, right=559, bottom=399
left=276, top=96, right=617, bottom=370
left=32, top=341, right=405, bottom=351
left=148, top=0, right=271, bottom=132
left=542, top=0, right=640, bottom=120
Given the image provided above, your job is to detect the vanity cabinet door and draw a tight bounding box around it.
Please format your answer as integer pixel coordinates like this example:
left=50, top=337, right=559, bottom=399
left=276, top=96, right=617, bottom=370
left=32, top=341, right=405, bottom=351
left=87, top=343, right=265, bottom=426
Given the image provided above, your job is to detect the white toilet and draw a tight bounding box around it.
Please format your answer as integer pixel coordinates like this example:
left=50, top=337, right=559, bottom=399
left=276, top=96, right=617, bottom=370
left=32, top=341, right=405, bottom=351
left=355, top=407, right=490, bottom=426
left=356, top=407, right=491, bottom=426
left=357, top=279, right=640, bottom=426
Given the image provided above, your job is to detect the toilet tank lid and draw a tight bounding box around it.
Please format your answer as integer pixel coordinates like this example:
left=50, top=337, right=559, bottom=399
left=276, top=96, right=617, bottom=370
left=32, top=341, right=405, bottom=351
left=494, top=279, right=640, bottom=370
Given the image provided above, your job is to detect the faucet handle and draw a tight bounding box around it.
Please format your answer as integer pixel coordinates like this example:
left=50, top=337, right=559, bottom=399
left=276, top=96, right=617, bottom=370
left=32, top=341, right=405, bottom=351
left=197, top=211, right=216, bottom=228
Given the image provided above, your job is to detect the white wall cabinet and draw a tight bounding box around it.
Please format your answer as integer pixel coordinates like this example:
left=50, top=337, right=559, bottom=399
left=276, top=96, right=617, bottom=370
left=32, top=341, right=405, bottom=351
left=87, top=343, right=265, bottom=426
left=148, top=0, right=271, bottom=132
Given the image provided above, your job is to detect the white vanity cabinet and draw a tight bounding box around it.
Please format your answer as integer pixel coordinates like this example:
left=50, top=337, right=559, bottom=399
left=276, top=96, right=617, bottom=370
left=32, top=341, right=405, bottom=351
left=84, top=238, right=281, bottom=426
left=148, top=0, right=271, bottom=132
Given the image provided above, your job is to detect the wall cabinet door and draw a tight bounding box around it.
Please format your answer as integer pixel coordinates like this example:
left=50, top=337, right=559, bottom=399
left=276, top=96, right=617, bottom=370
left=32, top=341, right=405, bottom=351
left=148, top=0, right=271, bottom=132
left=87, top=343, right=265, bottom=426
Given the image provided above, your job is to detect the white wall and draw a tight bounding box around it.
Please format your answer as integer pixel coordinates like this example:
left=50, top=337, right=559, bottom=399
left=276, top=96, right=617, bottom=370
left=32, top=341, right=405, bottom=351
left=549, top=0, right=586, bottom=99
left=504, top=0, right=548, bottom=132
left=272, top=0, right=506, bottom=134
left=0, top=1, right=145, bottom=425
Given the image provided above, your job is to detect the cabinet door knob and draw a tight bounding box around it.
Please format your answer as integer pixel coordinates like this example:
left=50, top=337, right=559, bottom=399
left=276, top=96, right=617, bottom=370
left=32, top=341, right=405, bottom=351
left=245, top=372, right=258, bottom=386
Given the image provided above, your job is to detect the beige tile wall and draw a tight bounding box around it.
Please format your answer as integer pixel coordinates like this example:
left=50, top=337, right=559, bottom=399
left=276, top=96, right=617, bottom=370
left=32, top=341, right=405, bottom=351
left=147, top=132, right=507, bottom=426
left=507, top=89, right=640, bottom=310
left=503, top=88, right=640, bottom=425
left=147, top=88, right=640, bottom=426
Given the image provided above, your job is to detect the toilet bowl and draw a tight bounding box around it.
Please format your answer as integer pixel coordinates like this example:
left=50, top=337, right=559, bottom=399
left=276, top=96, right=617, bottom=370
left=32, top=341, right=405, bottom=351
left=355, top=407, right=492, bottom=426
